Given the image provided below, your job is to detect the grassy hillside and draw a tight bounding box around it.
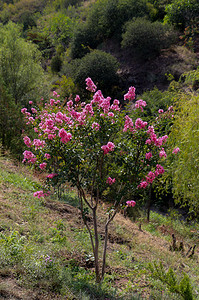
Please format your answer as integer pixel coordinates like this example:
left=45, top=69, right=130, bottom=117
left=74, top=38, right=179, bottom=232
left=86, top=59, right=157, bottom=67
left=0, top=154, right=199, bottom=299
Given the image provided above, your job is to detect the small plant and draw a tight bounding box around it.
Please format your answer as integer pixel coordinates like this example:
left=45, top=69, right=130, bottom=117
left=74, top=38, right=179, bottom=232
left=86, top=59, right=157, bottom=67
left=148, top=261, right=195, bottom=299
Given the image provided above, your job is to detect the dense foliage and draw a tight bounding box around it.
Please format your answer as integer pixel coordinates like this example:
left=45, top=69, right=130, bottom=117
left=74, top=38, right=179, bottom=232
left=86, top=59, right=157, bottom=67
left=121, top=18, right=176, bottom=59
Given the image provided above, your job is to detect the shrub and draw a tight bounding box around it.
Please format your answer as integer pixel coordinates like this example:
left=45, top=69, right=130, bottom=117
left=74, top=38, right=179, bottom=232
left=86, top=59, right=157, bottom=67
left=70, top=24, right=98, bottom=59
left=121, top=18, right=176, bottom=59
left=72, top=50, right=120, bottom=95
left=164, top=0, right=199, bottom=30
left=22, top=78, right=175, bottom=282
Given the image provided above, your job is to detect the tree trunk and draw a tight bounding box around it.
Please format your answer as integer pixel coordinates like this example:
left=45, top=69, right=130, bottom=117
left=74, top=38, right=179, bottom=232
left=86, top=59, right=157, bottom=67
left=147, top=184, right=152, bottom=222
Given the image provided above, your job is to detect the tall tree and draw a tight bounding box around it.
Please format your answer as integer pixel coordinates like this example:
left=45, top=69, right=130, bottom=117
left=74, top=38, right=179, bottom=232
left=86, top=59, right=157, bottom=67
left=0, top=21, right=47, bottom=105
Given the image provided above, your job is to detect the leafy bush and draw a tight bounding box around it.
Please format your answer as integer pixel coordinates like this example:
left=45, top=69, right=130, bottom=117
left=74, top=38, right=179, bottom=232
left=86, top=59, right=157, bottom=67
left=38, top=12, right=75, bottom=48
left=71, top=50, right=120, bottom=95
left=121, top=18, right=176, bottom=59
left=70, top=24, right=98, bottom=59
left=164, top=0, right=199, bottom=30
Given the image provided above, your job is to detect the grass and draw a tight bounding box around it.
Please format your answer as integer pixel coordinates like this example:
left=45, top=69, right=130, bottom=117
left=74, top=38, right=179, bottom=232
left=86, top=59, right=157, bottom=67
left=0, top=154, right=199, bottom=299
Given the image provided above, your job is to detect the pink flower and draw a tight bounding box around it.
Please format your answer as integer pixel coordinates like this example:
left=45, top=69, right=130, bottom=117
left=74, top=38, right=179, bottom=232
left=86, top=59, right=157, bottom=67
left=159, top=148, right=167, bottom=158
left=29, top=101, right=33, bottom=105
left=146, top=171, right=156, bottom=183
left=44, top=153, right=51, bottom=159
left=33, top=139, right=45, bottom=149
left=23, top=136, right=32, bottom=147
left=135, top=99, right=147, bottom=112
left=145, top=152, right=152, bottom=160
left=135, top=118, right=148, bottom=129
left=124, top=86, right=136, bottom=101
left=92, top=122, right=100, bottom=131
left=139, top=181, right=148, bottom=189
left=85, top=77, right=97, bottom=93
left=155, top=164, right=165, bottom=176
left=108, top=112, right=114, bottom=118
left=172, top=147, right=180, bottom=154
left=21, top=108, right=27, bottom=114
left=39, top=162, right=47, bottom=170
left=47, top=173, right=58, bottom=179
left=123, top=115, right=134, bottom=132
left=101, top=142, right=115, bottom=154
left=23, top=150, right=36, bottom=164
left=145, top=139, right=152, bottom=145
left=33, top=191, right=45, bottom=198
left=75, top=95, right=80, bottom=102
left=158, top=109, right=164, bottom=114
left=106, top=177, right=116, bottom=185
left=50, top=99, right=55, bottom=106
left=31, top=108, right=37, bottom=114
left=58, top=128, right=72, bottom=143
left=126, top=200, right=136, bottom=207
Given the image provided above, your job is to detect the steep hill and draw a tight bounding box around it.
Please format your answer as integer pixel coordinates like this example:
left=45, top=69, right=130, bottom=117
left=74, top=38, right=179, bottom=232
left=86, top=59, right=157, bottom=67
left=0, top=154, right=199, bottom=299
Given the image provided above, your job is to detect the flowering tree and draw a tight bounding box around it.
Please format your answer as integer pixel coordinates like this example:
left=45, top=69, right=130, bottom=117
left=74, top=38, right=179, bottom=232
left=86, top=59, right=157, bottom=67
left=22, top=78, right=173, bottom=282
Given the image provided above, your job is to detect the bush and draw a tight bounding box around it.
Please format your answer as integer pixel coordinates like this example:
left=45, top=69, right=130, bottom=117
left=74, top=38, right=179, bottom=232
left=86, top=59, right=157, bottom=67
left=73, top=50, right=120, bottom=95
left=70, top=0, right=151, bottom=59
left=70, top=24, right=98, bottom=59
left=121, top=18, right=176, bottom=59
left=164, top=0, right=199, bottom=30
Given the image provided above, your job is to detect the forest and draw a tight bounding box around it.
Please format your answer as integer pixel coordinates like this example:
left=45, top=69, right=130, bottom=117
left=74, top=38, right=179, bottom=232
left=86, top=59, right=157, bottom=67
left=0, top=0, right=199, bottom=299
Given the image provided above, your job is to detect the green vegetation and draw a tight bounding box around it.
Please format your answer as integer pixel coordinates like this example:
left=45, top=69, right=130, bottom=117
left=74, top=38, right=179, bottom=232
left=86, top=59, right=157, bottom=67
left=0, top=156, right=198, bottom=299
left=121, top=18, right=176, bottom=59
left=0, top=0, right=199, bottom=297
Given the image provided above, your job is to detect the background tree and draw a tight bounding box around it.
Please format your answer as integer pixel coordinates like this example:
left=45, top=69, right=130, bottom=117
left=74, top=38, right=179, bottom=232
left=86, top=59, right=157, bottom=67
left=0, top=21, right=48, bottom=106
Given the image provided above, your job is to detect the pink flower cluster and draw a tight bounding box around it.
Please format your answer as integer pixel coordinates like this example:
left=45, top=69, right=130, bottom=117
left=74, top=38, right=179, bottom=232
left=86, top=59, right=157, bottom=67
left=139, top=164, right=165, bottom=188
left=22, top=150, right=37, bottom=164
left=92, top=122, right=100, bottom=131
left=123, top=115, right=134, bottom=132
left=124, top=86, right=136, bottom=101
left=44, top=153, right=51, bottom=159
left=126, top=200, right=136, bottom=207
left=58, top=128, right=72, bottom=143
left=33, top=139, right=45, bottom=150
left=172, top=147, right=180, bottom=154
left=47, top=173, right=58, bottom=179
left=159, top=148, right=167, bottom=158
left=135, top=118, right=148, bottom=130
left=135, top=99, right=147, bottom=112
left=23, top=136, right=32, bottom=148
left=39, top=162, right=47, bottom=170
left=146, top=126, right=168, bottom=147
left=101, top=142, right=115, bottom=154
left=33, top=190, right=45, bottom=198
left=106, top=177, right=116, bottom=185
left=85, top=77, right=97, bottom=93
left=145, top=152, right=152, bottom=160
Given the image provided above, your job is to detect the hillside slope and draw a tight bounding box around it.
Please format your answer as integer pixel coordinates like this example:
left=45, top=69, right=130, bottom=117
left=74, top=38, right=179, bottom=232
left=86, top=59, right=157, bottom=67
left=0, top=155, right=199, bottom=299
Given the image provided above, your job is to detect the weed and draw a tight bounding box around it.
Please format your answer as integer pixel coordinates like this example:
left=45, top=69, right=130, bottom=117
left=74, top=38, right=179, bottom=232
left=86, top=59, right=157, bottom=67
left=148, top=261, right=195, bottom=300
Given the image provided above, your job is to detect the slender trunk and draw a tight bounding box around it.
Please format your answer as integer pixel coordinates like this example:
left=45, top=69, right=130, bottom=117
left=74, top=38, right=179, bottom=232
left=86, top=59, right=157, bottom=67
left=147, top=184, right=152, bottom=222
left=101, top=221, right=109, bottom=280
left=93, top=207, right=100, bottom=282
